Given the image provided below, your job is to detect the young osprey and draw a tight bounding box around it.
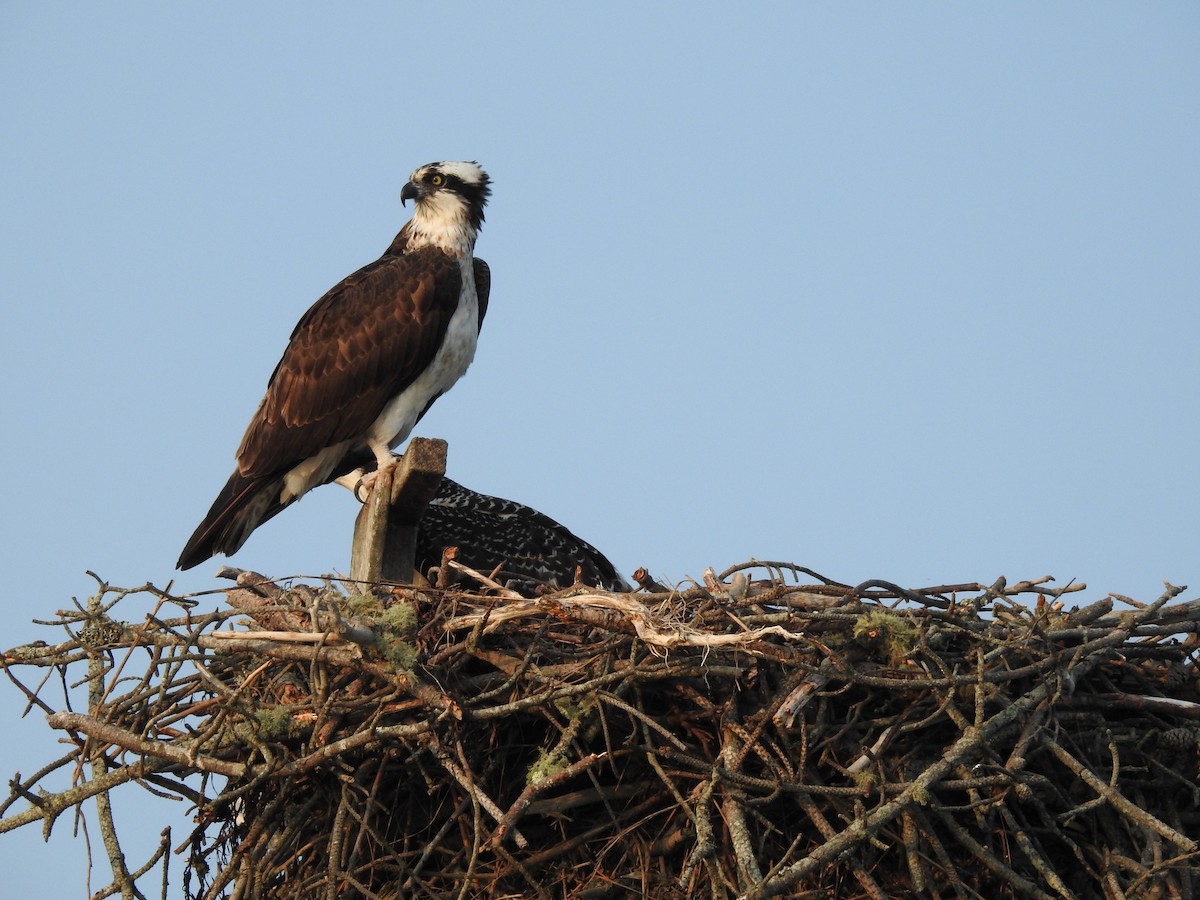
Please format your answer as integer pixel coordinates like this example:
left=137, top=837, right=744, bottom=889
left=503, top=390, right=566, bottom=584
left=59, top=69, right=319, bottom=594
left=416, top=478, right=632, bottom=595
left=177, top=161, right=491, bottom=570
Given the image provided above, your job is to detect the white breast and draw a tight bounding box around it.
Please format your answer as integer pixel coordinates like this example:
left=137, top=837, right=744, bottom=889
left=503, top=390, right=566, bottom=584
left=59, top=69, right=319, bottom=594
left=278, top=257, right=478, bottom=505
left=368, top=255, right=479, bottom=450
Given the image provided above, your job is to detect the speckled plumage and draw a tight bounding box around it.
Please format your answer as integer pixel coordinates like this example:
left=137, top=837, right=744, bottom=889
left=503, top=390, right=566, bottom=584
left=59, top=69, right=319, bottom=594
left=416, top=479, right=631, bottom=594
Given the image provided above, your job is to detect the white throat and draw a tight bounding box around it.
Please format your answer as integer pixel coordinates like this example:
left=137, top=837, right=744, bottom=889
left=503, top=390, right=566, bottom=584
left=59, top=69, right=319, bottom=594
left=409, top=194, right=478, bottom=256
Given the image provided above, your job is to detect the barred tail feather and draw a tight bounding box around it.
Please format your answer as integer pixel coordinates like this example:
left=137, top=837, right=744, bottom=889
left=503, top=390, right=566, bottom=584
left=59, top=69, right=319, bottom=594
left=176, top=471, right=289, bottom=570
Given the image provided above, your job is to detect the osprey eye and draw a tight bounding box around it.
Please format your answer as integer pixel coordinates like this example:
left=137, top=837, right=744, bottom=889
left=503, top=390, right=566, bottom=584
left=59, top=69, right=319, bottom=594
left=430, top=174, right=444, bottom=186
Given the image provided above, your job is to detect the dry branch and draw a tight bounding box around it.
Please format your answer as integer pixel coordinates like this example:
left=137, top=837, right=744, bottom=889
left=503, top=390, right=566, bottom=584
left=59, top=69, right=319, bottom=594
left=2, top=566, right=1199, bottom=899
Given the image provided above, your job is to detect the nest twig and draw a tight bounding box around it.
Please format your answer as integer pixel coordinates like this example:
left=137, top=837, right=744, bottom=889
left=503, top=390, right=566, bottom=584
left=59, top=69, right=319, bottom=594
left=3, top=564, right=1199, bottom=898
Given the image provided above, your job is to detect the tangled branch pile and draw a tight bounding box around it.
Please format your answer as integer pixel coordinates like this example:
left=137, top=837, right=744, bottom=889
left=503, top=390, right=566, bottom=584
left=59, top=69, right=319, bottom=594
left=4, top=564, right=1200, bottom=898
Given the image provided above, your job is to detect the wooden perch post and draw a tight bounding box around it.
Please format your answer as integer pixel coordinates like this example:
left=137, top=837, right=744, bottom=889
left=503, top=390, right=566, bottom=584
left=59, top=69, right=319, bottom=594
left=349, top=437, right=447, bottom=585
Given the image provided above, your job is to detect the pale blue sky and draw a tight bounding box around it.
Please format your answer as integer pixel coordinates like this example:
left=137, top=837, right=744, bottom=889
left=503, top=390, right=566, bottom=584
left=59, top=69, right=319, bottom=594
left=2, top=4, right=1198, bottom=894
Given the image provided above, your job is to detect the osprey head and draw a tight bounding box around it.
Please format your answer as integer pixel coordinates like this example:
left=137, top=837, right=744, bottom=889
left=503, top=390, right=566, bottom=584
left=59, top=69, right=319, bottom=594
left=401, top=161, right=490, bottom=235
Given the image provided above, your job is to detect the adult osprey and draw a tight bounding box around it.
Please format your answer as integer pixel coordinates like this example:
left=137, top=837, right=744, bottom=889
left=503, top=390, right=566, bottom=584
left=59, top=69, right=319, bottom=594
left=177, top=161, right=491, bottom=570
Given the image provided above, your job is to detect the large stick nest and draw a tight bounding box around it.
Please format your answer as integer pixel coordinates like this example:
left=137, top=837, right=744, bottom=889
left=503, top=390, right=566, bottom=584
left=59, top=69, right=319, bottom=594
left=4, top=563, right=1200, bottom=899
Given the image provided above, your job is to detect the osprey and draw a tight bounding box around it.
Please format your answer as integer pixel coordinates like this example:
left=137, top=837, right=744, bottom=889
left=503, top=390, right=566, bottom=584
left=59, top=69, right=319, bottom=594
left=177, top=161, right=491, bottom=570
left=416, top=478, right=632, bottom=594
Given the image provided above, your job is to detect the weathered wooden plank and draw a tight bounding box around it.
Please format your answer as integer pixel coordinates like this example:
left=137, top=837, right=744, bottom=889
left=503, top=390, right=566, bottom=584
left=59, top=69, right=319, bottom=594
left=349, top=438, right=448, bottom=585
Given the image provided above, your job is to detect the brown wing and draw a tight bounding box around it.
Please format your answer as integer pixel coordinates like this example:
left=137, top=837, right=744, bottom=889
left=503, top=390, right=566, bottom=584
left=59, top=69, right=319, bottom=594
left=236, top=246, right=464, bottom=478
left=473, top=257, right=490, bottom=331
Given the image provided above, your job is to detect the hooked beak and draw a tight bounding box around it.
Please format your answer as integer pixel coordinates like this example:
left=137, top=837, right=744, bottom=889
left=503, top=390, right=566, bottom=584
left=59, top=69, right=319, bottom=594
left=400, top=180, right=420, bottom=206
